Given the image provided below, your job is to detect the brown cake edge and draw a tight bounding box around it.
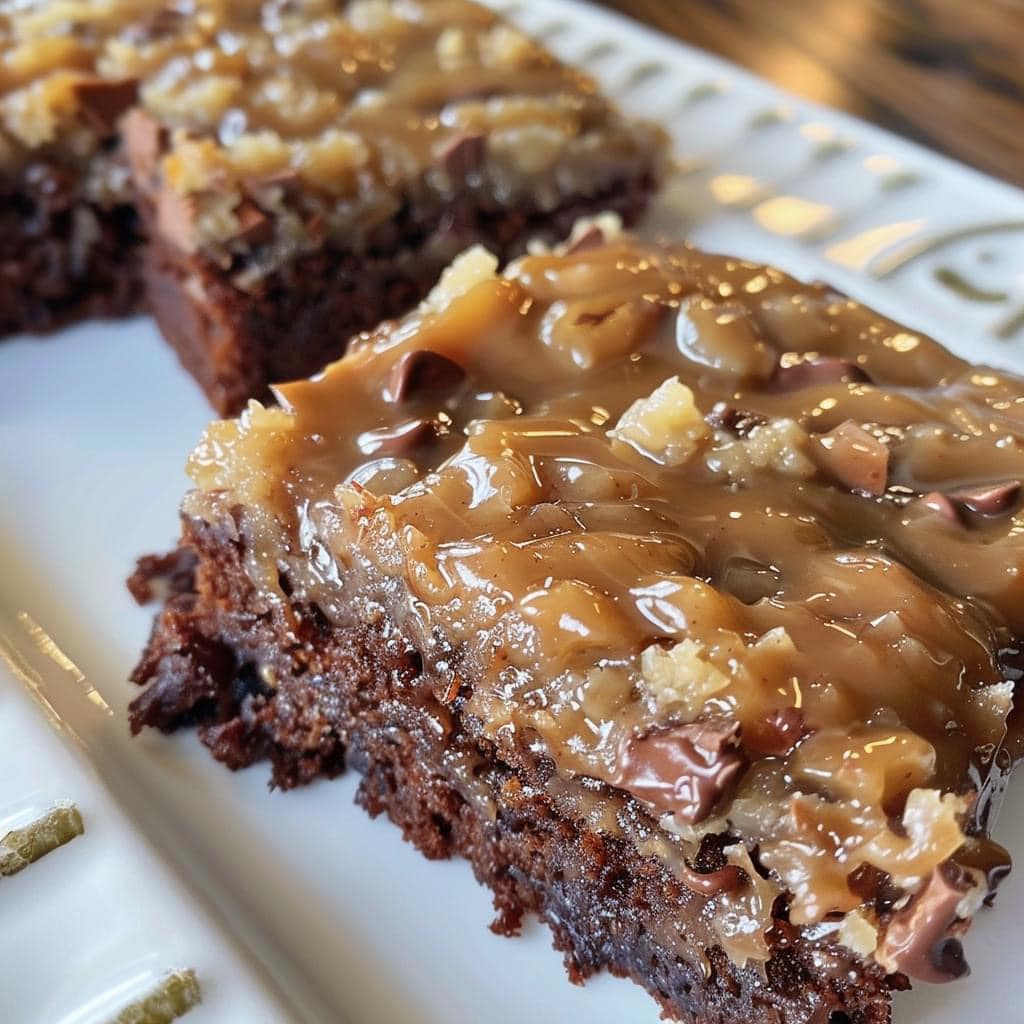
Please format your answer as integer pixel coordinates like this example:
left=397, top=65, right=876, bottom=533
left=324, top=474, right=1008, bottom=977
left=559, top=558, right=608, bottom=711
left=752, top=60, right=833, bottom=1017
left=139, top=173, right=658, bottom=415
left=0, top=161, right=144, bottom=337
left=128, top=513, right=897, bottom=1024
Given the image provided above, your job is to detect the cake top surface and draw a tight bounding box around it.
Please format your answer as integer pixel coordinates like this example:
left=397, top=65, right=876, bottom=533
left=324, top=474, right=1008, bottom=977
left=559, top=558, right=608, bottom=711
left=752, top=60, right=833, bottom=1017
left=187, top=224, right=1023, bottom=975
left=0, top=0, right=662, bottom=259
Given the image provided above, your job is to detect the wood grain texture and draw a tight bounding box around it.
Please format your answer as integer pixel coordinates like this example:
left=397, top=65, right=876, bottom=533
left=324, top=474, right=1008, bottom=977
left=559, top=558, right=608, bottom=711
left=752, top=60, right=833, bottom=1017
left=594, top=0, right=1024, bottom=187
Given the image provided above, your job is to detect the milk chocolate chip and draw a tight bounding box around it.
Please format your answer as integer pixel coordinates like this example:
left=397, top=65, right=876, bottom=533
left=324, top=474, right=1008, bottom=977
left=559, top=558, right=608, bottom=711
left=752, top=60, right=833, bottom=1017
left=770, top=357, right=870, bottom=393
left=232, top=200, right=272, bottom=245
left=957, top=836, right=1012, bottom=904
left=71, top=76, right=139, bottom=135
left=678, top=860, right=743, bottom=896
left=747, top=707, right=809, bottom=756
left=707, top=403, right=768, bottom=438
left=565, top=224, right=606, bottom=255
left=387, top=350, right=466, bottom=404
left=611, top=718, right=746, bottom=824
left=877, top=864, right=973, bottom=983
left=441, top=133, right=486, bottom=178
left=919, top=491, right=960, bottom=524
left=947, top=481, right=1021, bottom=516
left=359, top=418, right=439, bottom=456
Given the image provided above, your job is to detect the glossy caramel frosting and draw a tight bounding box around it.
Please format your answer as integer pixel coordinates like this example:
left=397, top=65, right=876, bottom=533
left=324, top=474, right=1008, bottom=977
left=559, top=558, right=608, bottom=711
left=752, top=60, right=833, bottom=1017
left=0, top=1, right=662, bottom=269
left=185, top=223, right=1022, bottom=977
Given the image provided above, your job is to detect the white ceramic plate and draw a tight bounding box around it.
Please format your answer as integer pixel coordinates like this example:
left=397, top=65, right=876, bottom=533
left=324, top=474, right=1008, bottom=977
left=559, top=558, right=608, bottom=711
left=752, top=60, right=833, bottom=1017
left=3, top=2, right=1024, bottom=1021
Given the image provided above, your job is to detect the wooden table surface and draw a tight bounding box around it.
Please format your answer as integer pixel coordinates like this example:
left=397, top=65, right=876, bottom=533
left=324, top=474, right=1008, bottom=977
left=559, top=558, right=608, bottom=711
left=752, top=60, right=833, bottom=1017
left=596, top=0, right=1024, bottom=189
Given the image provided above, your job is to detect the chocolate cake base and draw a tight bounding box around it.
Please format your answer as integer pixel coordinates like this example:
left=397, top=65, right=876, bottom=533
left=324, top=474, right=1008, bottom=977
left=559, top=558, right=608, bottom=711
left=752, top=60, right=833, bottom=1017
left=130, top=514, right=898, bottom=1024
left=142, top=177, right=656, bottom=415
left=0, top=161, right=144, bottom=336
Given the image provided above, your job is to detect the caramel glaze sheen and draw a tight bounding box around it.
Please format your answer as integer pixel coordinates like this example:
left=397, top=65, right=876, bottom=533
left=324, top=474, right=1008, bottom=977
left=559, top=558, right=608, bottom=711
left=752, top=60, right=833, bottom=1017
left=181, top=232, right=1024, bottom=978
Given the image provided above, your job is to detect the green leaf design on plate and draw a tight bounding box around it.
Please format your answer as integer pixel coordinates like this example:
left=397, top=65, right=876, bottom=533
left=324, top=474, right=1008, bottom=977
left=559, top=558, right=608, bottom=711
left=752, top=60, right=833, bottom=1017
left=0, top=802, right=84, bottom=876
left=111, top=969, right=202, bottom=1024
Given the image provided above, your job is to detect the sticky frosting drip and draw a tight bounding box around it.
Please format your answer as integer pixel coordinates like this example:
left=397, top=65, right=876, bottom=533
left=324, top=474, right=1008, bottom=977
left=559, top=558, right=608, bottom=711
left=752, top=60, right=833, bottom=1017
left=185, top=226, right=1023, bottom=976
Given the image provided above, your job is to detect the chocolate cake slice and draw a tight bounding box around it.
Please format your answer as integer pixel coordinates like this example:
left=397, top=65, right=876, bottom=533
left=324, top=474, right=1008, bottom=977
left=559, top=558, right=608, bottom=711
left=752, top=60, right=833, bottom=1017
left=0, top=0, right=664, bottom=413
left=130, top=225, right=1023, bottom=1023
left=0, top=5, right=144, bottom=334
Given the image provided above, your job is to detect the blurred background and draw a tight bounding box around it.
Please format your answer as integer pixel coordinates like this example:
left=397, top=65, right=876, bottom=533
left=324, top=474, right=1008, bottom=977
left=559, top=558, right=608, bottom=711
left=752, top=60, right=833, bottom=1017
left=595, top=0, right=1024, bottom=186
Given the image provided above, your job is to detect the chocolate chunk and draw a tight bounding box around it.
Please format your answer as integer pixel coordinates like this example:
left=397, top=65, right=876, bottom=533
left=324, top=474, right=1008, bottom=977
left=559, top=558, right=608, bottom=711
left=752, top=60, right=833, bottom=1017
left=847, top=863, right=890, bottom=903
left=919, top=491, right=961, bottom=523
left=122, top=108, right=167, bottom=186
left=814, top=420, right=889, bottom=496
left=232, top=200, right=272, bottom=246
left=707, top=403, right=768, bottom=438
left=71, top=76, right=139, bottom=135
left=387, top=350, right=466, bottom=404
left=441, top=133, right=486, bottom=178
left=956, top=836, right=1012, bottom=904
left=847, top=863, right=904, bottom=916
left=747, top=707, right=809, bottom=756
left=358, top=418, right=438, bottom=456
left=770, top=357, right=870, bottom=392
left=611, top=719, right=746, bottom=824
left=678, top=860, right=743, bottom=896
left=947, top=480, right=1021, bottom=516
left=565, top=225, right=606, bottom=255
left=877, top=864, right=973, bottom=983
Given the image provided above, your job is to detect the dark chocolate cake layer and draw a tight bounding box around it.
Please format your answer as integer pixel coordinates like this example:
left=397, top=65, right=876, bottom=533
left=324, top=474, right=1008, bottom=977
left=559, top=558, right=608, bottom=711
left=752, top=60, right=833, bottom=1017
left=131, top=229, right=1024, bottom=1021
left=0, top=161, right=143, bottom=335
left=132, top=514, right=894, bottom=1024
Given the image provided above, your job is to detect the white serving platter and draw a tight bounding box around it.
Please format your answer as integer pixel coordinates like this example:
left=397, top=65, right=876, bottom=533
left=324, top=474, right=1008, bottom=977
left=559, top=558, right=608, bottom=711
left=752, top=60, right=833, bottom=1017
left=3, top=1, right=1024, bottom=1021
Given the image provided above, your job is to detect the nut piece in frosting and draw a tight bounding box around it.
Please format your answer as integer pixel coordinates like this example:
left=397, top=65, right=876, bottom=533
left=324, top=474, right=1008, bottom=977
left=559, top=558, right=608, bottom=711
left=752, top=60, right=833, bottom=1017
left=838, top=908, right=880, bottom=958
left=707, top=417, right=816, bottom=482
left=639, top=625, right=801, bottom=728
left=814, top=420, right=889, bottom=495
left=640, top=639, right=730, bottom=717
left=610, top=376, right=709, bottom=466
